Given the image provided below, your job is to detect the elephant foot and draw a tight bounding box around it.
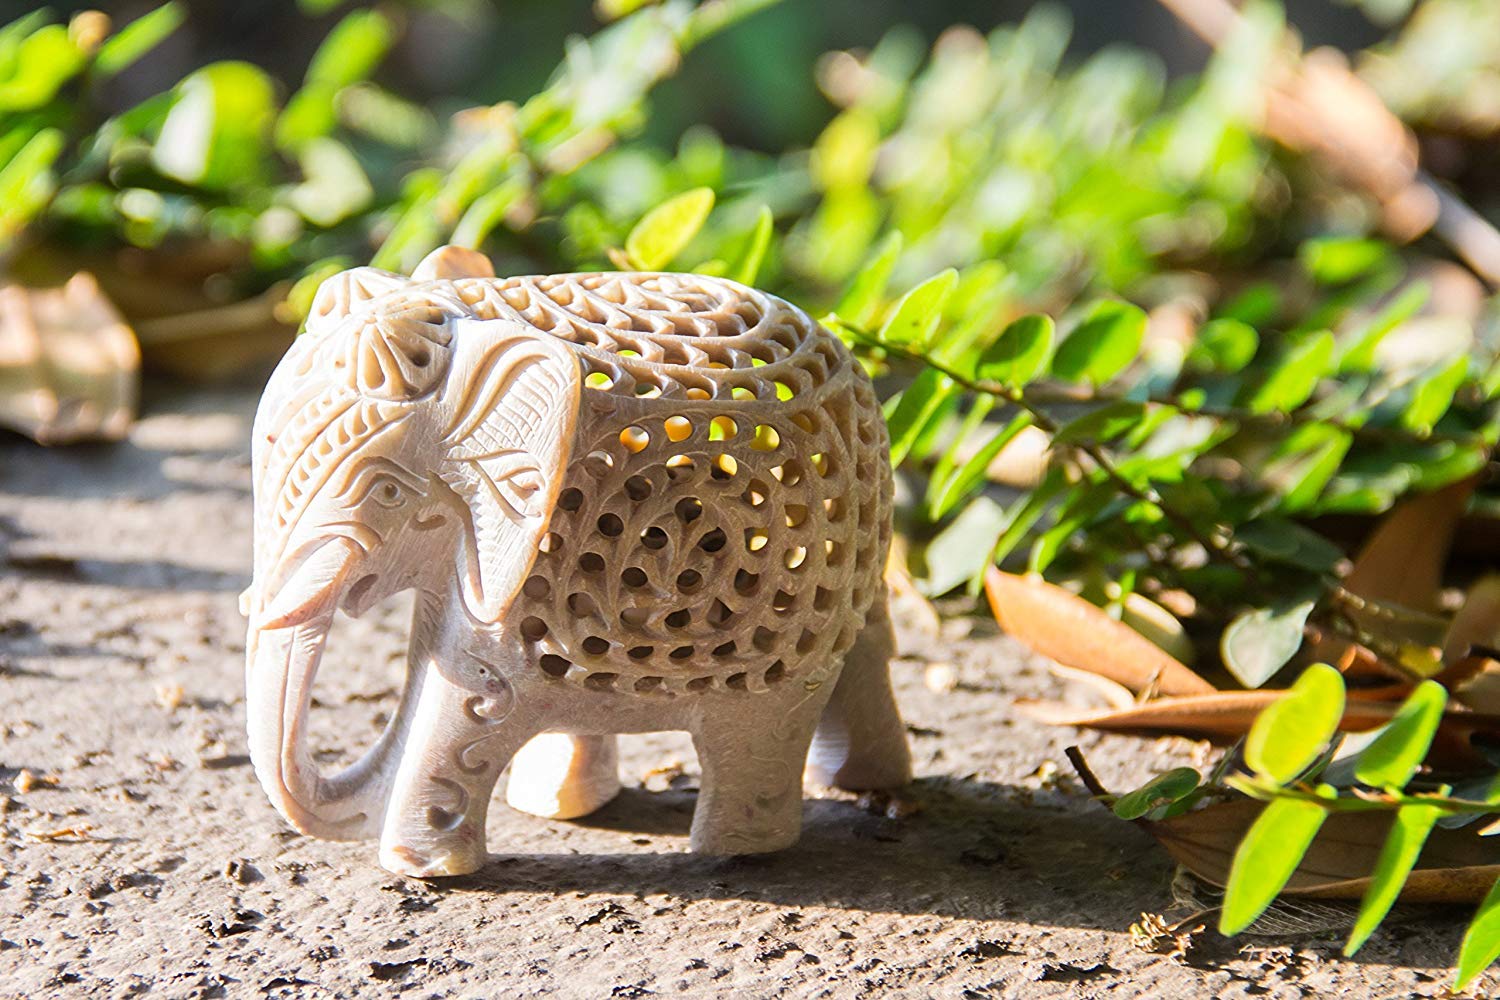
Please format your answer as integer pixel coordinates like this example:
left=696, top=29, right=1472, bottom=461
left=506, top=733, right=621, bottom=820
left=379, top=838, right=487, bottom=878
left=690, top=819, right=801, bottom=857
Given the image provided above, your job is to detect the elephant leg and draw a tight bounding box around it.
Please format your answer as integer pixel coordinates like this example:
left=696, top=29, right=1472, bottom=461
left=689, top=683, right=833, bottom=855
left=378, top=665, right=532, bottom=878
left=806, top=595, right=913, bottom=790
left=505, top=733, right=621, bottom=820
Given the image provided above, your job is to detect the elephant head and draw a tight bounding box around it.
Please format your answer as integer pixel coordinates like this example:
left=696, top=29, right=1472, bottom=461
left=243, top=247, right=580, bottom=839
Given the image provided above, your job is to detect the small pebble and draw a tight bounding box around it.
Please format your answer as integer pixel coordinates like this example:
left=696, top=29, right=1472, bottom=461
left=924, top=662, right=958, bottom=693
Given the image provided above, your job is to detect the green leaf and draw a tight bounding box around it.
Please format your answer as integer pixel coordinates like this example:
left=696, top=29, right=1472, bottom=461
left=886, top=367, right=958, bottom=467
left=1338, top=281, right=1429, bottom=373
left=152, top=61, right=276, bottom=190
left=729, top=204, right=774, bottom=286
left=0, top=126, right=62, bottom=246
left=1221, top=599, right=1315, bottom=689
left=306, top=9, right=396, bottom=89
left=286, top=137, right=372, bottom=227
left=976, top=314, right=1053, bottom=388
left=0, top=24, right=86, bottom=110
left=95, top=3, right=185, bottom=77
left=1268, top=425, right=1353, bottom=512
left=834, top=231, right=902, bottom=329
left=1112, top=767, right=1200, bottom=820
left=1052, top=401, right=1149, bottom=445
left=1455, top=875, right=1500, bottom=991
left=1344, top=802, right=1443, bottom=956
left=625, top=187, right=715, bottom=270
left=1050, top=300, right=1146, bottom=385
left=1402, top=355, right=1469, bottom=436
left=1220, top=793, right=1332, bottom=935
left=811, top=107, right=879, bottom=191
left=1300, top=237, right=1392, bottom=285
left=1235, top=519, right=1345, bottom=573
left=919, top=496, right=1010, bottom=597
left=1186, top=318, right=1258, bottom=374
left=1244, top=331, right=1334, bottom=414
left=1244, top=663, right=1345, bottom=783
left=878, top=269, right=959, bottom=349
left=1353, top=680, right=1446, bottom=788
left=928, top=411, right=1034, bottom=520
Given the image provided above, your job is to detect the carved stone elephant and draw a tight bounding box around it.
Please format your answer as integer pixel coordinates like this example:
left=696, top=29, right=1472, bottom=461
left=243, top=245, right=910, bottom=877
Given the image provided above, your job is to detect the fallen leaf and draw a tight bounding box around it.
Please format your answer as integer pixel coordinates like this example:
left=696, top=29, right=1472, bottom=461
left=24, top=824, right=95, bottom=842
left=0, top=273, right=138, bottom=444
left=985, top=568, right=1214, bottom=696
left=1150, top=799, right=1500, bottom=902
left=1021, top=691, right=1495, bottom=770
left=1344, top=474, right=1478, bottom=616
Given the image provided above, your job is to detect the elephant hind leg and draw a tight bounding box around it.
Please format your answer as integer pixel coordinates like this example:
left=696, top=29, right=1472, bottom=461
left=806, top=595, right=913, bottom=791
left=505, top=734, right=621, bottom=820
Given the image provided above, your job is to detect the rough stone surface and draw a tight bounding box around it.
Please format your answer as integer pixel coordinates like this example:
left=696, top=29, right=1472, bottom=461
left=0, top=381, right=1474, bottom=997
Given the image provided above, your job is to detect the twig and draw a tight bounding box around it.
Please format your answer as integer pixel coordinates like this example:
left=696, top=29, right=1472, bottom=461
left=1065, top=745, right=1112, bottom=799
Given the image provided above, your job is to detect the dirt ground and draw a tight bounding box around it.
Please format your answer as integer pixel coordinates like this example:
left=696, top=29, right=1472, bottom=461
left=0, top=380, right=1479, bottom=999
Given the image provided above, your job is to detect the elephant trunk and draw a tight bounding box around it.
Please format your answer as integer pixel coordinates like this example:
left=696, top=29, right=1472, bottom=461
left=244, top=544, right=419, bottom=841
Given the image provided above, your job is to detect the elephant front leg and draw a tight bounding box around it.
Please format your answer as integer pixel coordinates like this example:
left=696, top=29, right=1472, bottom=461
left=689, top=682, right=835, bottom=855
left=378, top=665, right=533, bottom=878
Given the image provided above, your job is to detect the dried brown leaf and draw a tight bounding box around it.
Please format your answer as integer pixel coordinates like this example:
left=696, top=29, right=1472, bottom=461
left=0, top=274, right=138, bottom=444
left=1023, top=692, right=1497, bottom=769
left=1149, top=799, right=1500, bottom=902
left=1345, top=475, right=1478, bottom=617
left=984, top=568, right=1214, bottom=697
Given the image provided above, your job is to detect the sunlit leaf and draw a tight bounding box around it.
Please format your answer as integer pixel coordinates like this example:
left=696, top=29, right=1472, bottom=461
left=1112, top=767, right=1200, bottom=820
left=1050, top=300, right=1146, bottom=385
left=920, top=496, right=1009, bottom=597
left=1402, top=355, right=1469, bottom=436
left=812, top=107, right=880, bottom=191
left=834, top=231, right=902, bottom=329
left=886, top=367, right=957, bottom=466
left=729, top=204, right=774, bottom=285
left=928, top=411, right=1035, bottom=520
left=1244, top=663, right=1345, bottom=783
left=152, top=61, right=276, bottom=190
left=0, top=24, right=86, bottom=110
left=1220, top=793, right=1332, bottom=935
left=1345, top=803, right=1443, bottom=956
left=1455, top=876, right=1500, bottom=992
left=1338, top=281, right=1428, bottom=373
left=976, top=313, right=1053, bottom=388
left=1244, top=331, right=1334, bottom=414
left=878, top=269, right=958, bottom=349
left=1221, top=599, right=1314, bottom=689
left=306, top=9, right=395, bottom=89
left=625, top=187, right=714, bottom=269
left=1052, top=401, right=1149, bottom=445
left=1186, top=317, right=1258, bottom=374
left=1300, top=237, right=1392, bottom=285
left=1354, top=681, right=1446, bottom=788
left=95, top=3, right=185, bottom=77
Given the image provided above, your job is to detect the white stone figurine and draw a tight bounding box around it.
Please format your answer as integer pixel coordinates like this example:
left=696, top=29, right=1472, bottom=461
left=243, top=246, right=911, bottom=877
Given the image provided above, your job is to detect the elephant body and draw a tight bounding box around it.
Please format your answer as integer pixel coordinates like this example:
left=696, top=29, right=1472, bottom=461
left=244, top=247, right=910, bottom=877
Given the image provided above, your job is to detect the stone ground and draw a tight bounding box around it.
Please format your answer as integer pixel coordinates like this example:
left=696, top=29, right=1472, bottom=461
left=0, top=379, right=1479, bottom=998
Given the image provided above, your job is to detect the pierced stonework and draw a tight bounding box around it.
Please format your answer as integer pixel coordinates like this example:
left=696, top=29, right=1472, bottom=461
left=243, top=245, right=908, bottom=879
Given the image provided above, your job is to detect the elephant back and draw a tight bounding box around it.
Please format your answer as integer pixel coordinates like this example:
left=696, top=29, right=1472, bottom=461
left=476, top=272, right=894, bottom=697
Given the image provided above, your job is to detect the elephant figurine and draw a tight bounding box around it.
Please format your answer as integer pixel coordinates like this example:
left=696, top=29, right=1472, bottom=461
left=243, top=245, right=911, bottom=877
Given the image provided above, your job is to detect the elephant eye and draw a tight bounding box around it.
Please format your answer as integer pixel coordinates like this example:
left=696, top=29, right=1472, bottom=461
left=369, top=476, right=407, bottom=508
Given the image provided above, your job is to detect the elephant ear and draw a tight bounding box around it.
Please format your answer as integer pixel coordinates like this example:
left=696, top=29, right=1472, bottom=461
left=439, top=321, right=581, bottom=623
left=305, top=266, right=408, bottom=336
